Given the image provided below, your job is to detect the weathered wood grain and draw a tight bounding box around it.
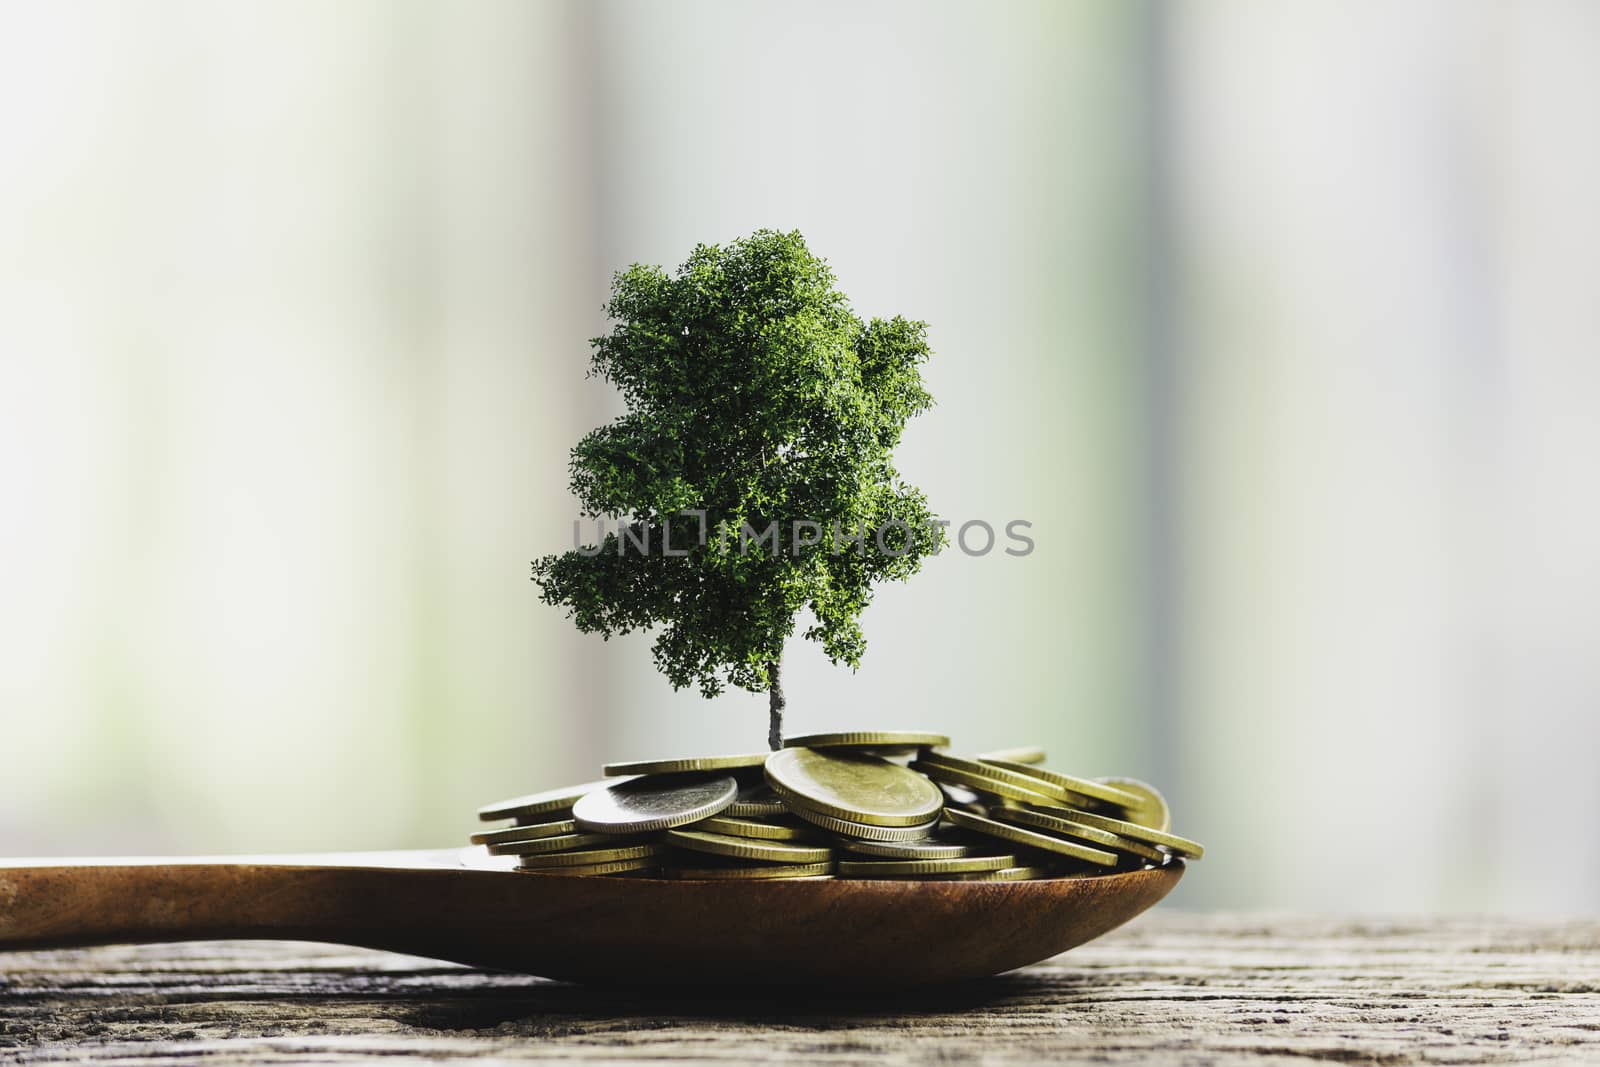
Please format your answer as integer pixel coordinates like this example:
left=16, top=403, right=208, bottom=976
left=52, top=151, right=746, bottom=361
left=1, top=913, right=1596, bottom=1064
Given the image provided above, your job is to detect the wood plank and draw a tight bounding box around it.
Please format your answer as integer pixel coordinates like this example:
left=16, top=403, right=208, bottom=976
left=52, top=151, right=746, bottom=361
left=1, top=914, right=1597, bottom=1064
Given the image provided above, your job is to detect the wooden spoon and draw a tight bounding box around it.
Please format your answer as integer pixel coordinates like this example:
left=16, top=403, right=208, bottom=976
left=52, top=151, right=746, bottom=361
left=0, top=847, right=1182, bottom=987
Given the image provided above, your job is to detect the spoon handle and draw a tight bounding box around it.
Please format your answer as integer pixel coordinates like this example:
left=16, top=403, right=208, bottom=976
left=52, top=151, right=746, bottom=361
left=0, top=851, right=475, bottom=953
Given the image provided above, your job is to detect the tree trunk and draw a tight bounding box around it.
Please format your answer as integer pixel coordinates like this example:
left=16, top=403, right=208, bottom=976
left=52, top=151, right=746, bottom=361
left=766, top=657, right=785, bottom=751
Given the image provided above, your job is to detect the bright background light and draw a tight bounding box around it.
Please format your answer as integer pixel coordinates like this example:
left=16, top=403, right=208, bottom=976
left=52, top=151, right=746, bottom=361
left=2, top=0, right=1596, bottom=914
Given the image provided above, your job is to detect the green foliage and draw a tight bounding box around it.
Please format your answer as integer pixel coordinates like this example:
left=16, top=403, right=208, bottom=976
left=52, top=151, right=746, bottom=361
left=532, top=230, right=942, bottom=698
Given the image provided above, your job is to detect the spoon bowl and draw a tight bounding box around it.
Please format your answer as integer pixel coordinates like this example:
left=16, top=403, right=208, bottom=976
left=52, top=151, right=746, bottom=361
left=0, top=848, right=1182, bottom=987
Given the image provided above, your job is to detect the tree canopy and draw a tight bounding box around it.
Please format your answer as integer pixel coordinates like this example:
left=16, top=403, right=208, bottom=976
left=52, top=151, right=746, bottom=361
left=531, top=230, right=941, bottom=744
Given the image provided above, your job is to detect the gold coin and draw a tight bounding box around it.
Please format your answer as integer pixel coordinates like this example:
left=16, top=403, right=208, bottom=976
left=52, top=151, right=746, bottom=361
left=469, top=818, right=578, bottom=846
left=836, top=854, right=1015, bottom=878
left=692, top=815, right=815, bottom=841
left=602, top=753, right=769, bottom=776
left=782, top=803, right=939, bottom=842
left=838, top=867, right=999, bottom=881
left=663, top=829, right=832, bottom=865
left=928, top=870, right=1016, bottom=881
left=515, top=856, right=659, bottom=877
left=1097, top=776, right=1171, bottom=831
left=942, top=809, right=1118, bottom=867
left=572, top=773, right=739, bottom=834
left=989, top=806, right=1167, bottom=864
left=516, top=842, right=667, bottom=869
left=974, top=865, right=1056, bottom=881
left=487, top=831, right=641, bottom=857
left=659, top=861, right=834, bottom=880
left=907, top=756, right=1058, bottom=806
left=765, top=748, right=944, bottom=827
left=476, top=778, right=619, bottom=823
left=974, top=745, right=1047, bottom=765
left=782, top=731, right=950, bottom=753
left=726, top=782, right=786, bottom=818
left=727, top=798, right=786, bottom=818
left=1029, top=803, right=1203, bottom=859
left=836, top=837, right=976, bottom=860
left=977, top=759, right=1143, bottom=811
left=917, top=751, right=1083, bottom=801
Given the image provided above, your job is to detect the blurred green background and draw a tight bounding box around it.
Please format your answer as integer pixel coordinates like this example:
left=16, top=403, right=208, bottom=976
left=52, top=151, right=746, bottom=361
left=2, top=0, right=1597, bottom=915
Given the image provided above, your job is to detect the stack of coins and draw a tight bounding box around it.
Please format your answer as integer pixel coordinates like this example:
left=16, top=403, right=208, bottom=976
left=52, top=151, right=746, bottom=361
left=471, top=731, right=1203, bottom=881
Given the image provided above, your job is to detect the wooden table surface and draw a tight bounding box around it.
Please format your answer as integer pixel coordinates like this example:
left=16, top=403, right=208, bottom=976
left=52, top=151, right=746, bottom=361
left=2, top=913, right=1596, bottom=1064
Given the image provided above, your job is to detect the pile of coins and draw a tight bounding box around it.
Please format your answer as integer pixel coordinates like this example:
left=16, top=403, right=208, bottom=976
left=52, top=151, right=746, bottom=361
left=472, top=731, right=1203, bottom=881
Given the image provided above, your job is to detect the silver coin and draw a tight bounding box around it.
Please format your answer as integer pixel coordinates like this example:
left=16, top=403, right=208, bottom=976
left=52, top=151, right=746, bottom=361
left=572, top=773, right=739, bottom=834
left=476, top=778, right=621, bottom=823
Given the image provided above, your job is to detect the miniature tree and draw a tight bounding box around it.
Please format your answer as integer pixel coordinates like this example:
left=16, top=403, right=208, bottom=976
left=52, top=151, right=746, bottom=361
left=532, top=230, right=941, bottom=750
